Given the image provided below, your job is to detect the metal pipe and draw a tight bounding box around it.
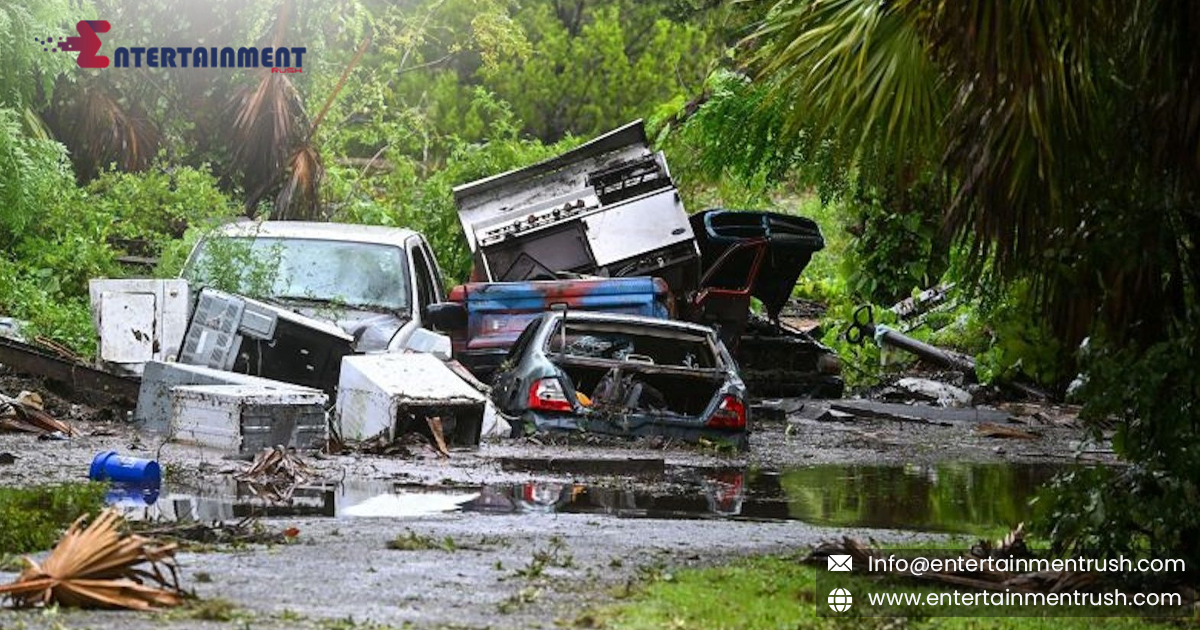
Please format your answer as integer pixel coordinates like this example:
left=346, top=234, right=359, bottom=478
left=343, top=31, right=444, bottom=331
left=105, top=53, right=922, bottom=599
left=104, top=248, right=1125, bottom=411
left=873, top=324, right=976, bottom=373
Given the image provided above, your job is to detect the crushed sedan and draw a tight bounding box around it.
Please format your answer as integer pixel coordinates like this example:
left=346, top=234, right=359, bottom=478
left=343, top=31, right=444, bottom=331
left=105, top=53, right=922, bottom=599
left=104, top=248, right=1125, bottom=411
left=491, top=311, right=749, bottom=449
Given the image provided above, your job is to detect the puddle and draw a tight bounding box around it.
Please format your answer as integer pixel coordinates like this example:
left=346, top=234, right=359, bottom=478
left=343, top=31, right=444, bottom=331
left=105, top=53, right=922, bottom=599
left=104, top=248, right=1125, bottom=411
left=107, top=463, right=1066, bottom=533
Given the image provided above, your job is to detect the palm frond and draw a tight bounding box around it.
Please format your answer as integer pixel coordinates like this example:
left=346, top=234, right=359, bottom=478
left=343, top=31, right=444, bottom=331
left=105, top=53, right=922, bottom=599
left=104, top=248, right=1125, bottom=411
left=271, top=35, right=371, bottom=220
left=274, top=144, right=324, bottom=219
left=45, top=80, right=159, bottom=179
left=226, top=71, right=308, bottom=214
left=747, top=0, right=945, bottom=163
left=0, top=509, right=182, bottom=610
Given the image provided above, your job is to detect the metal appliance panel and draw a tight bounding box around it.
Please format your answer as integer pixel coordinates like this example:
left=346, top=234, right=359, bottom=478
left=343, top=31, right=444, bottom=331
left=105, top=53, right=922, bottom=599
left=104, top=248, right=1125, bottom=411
left=583, top=189, right=694, bottom=266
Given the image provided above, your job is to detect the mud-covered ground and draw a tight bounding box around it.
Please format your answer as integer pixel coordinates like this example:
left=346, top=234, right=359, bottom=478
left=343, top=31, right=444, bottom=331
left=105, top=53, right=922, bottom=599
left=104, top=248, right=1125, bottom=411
left=0, top=371, right=1113, bottom=630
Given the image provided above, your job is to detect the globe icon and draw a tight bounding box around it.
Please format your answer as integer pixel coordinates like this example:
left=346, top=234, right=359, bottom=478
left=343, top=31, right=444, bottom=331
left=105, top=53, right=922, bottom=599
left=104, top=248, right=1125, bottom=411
left=828, top=587, right=852, bottom=612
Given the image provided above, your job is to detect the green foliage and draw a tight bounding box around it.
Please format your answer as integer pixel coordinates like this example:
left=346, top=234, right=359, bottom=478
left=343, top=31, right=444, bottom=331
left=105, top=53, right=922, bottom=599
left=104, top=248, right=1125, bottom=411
left=0, top=132, right=238, bottom=355
left=964, top=286, right=1065, bottom=387
left=482, top=2, right=714, bottom=141
left=839, top=181, right=947, bottom=305
left=659, top=71, right=807, bottom=186
left=747, top=0, right=1200, bottom=351
left=328, top=94, right=578, bottom=284
left=182, top=233, right=285, bottom=299
left=0, top=483, right=108, bottom=554
left=1036, top=328, right=1200, bottom=568
left=0, top=108, right=74, bottom=243
left=386, top=530, right=458, bottom=552
left=0, top=0, right=84, bottom=109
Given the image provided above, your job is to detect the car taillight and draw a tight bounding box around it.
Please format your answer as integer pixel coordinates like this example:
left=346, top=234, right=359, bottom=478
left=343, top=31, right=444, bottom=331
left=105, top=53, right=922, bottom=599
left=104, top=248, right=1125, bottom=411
left=528, top=378, right=574, bottom=412
left=707, top=395, right=746, bottom=429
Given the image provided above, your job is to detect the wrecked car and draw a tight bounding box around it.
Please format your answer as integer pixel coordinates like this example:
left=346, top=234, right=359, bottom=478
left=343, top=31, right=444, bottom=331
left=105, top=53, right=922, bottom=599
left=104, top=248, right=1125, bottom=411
left=491, top=311, right=749, bottom=448
left=443, top=276, right=671, bottom=379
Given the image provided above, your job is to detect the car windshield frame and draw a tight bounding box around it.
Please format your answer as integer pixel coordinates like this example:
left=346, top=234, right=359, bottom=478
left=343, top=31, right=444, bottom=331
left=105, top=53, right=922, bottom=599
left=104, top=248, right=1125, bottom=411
left=184, top=236, right=412, bottom=314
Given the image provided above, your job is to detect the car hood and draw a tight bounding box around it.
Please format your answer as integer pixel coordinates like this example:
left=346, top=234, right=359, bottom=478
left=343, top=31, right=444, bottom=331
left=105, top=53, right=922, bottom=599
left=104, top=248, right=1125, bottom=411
left=286, top=305, right=407, bottom=352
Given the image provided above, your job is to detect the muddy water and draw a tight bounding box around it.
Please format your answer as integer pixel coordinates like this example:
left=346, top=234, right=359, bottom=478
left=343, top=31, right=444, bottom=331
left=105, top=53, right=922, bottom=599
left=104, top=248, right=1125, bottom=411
left=107, top=462, right=1064, bottom=534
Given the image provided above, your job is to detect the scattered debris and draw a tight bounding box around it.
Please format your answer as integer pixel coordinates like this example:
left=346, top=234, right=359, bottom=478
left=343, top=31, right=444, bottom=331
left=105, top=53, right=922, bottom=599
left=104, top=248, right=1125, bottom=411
left=889, top=377, right=972, bottom=408
left=451, top=120, right=843, bottom=399
left=828, top=400, right=1013, bottom=426
left=0, top=509, right=182, bottom=610
left=89, top=451, right=161, bottom=486
left=845, top=305, right=1048, bottom=400
left=890, top=283, right=955, bottom=321
left=33, top=336, right=84, bottom=363
left=0, top=317, right=27, bottom=342
left=178, top=288, right=354, bottom=398
left=0, top=390, right=74, bottom=436
left=998, top=402, right=1082, bottom=427
left=976, top=423, right=1039, bottom=440
left=134, top=517, right=292, bottom=547
left=425, top=416, right=451, bottom=458
left=751, top=398, right=805, bottom=422
left=235, top=446, right=316, bottom=492
left=135, top=361, right=308, bottom=433
left=0, top=336, right=139, bottom=407
left=815, top=408, right=856, bottom=423
left=499, top=456, right=665, bottom=476
left=89, top=279, right=190, bottom=375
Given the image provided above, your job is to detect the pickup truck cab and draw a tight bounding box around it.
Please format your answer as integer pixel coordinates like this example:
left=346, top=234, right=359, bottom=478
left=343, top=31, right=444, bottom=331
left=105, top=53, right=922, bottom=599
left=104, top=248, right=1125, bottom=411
left=182, top=221, right=452, bottom=353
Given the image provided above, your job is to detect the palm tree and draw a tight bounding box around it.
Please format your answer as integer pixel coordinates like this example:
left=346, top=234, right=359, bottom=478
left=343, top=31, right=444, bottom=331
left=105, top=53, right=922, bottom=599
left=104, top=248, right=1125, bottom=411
left=746, top=0, right=1200, bottom=346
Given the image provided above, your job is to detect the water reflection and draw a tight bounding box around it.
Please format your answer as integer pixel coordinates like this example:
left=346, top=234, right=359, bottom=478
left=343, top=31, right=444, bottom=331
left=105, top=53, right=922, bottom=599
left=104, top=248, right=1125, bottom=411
left=108, top=463, right=1066, bottom=533
left=770, top=463, right=1061, bottom=532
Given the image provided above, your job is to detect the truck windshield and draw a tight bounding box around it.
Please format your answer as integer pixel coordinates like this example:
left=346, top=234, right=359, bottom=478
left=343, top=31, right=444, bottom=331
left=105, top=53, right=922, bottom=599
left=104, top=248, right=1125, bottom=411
left=185, top=237, right=410, bottom=313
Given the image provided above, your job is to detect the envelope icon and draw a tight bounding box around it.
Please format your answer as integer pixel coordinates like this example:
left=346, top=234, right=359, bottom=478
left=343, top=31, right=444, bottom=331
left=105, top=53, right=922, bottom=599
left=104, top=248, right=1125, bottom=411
left=827, top=554, right=853, bottom=572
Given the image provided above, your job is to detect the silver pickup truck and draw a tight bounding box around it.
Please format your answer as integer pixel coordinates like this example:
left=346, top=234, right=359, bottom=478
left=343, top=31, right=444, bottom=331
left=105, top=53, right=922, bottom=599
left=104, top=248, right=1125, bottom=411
left=182, top=220, right=453, bottom=353
left=90, top=220, right=465, bottom=379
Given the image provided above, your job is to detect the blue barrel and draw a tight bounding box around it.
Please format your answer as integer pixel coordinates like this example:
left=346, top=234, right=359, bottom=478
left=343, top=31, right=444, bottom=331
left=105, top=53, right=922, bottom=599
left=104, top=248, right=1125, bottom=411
left=89, top=451, right=161, bottom=486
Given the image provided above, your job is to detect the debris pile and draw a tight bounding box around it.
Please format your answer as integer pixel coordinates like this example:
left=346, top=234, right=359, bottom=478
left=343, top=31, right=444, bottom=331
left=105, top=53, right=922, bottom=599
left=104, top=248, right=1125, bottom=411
left=135, top=517, right=294, bottom=547
left=236, top=446, right=315, bottom=485
left=0, top=391, right=74, bottom=437
left=0, top=509, right=182, bottom=610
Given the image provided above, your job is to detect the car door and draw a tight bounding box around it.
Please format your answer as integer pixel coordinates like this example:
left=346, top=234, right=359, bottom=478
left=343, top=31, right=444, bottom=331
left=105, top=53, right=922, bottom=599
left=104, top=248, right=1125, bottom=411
left=391, top=236, right=450, bottom=354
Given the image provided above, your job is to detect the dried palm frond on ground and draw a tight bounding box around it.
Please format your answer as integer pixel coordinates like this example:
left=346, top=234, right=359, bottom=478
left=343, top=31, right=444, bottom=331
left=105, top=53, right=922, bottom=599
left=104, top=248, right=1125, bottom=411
left=236, top=446, right=314, bottom=484
left=0, top=509, right=182, bottom=610
left=0, top=391, right=74, bottom=436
